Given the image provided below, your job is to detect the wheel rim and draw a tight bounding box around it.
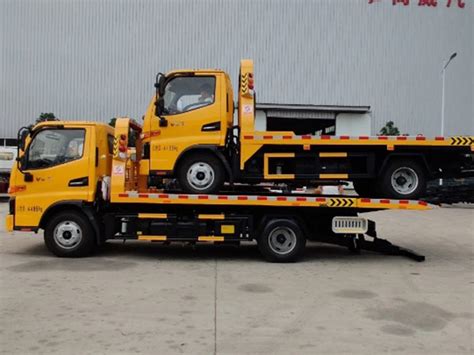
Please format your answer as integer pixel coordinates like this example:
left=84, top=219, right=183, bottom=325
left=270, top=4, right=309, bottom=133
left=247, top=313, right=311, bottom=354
left=53, top=221, right=82, bottom=249
left=391, top=167, right=419, bottom=195
left=268, top=226, right=297, bottom=255
left=186, top=162, right=215, bottom=191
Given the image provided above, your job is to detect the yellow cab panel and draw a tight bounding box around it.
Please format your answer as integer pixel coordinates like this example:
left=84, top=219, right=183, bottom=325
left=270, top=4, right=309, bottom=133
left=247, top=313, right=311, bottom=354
left=9, top=122, right=112, bottom=228
left=146, top=71, right=227, bottom=172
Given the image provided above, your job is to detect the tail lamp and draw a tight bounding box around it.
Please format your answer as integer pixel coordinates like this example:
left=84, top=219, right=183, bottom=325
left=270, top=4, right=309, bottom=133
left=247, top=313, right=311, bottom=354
left=248, top=73, right=254, bottom=90
left=119, top=134, right=127, bottom=153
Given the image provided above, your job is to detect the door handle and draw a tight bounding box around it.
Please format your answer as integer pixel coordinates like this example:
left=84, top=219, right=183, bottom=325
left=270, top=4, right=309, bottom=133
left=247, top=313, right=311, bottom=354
left=202, top=121, right=221, bottom=132
left=68, top=177, right=89, bottom=187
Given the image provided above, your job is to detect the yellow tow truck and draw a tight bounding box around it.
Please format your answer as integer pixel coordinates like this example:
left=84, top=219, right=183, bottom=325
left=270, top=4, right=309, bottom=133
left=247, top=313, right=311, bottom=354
left=7, top=117, right=430, bottom=262
left=142, top=59, right=473, bottom=199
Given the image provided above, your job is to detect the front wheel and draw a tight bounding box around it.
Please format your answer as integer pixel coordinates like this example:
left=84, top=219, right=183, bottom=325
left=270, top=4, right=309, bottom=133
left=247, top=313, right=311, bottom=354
left=44, top=211, right=96, bottom=257
left=177, top=153, right=224, bottom=194
left=378, top=159, right=426, bottom=199
left=257, top=219, right=306, bottom=262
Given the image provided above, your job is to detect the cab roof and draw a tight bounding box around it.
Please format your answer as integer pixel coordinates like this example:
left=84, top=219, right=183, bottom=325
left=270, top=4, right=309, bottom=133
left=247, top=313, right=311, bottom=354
left=33, top=121, right=114, bottom=131
left=166, top=69, right=226, bottom=76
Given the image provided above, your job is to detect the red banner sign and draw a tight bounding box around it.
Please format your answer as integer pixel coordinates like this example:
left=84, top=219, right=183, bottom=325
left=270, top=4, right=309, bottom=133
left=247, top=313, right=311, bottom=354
left=368, top=0, right=466, bottom=7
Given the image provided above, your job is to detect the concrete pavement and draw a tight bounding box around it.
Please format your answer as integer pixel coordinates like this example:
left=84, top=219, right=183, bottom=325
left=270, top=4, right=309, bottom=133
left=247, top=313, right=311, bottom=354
left=0, top=203, right=473, bottom=354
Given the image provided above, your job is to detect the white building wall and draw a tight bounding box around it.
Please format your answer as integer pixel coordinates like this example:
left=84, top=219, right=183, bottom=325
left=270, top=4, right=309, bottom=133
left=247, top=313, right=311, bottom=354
left=1, top=0, right=473, bottom=138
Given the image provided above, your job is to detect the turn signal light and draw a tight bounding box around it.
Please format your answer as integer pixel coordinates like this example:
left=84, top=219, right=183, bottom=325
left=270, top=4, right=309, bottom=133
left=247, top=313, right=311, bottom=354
left=8, top=185, right=26, bottom=194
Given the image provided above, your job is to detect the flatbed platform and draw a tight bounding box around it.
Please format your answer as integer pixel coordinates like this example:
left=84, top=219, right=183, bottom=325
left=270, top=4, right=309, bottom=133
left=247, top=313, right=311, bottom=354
left=113, top=191, right=431, bottom=211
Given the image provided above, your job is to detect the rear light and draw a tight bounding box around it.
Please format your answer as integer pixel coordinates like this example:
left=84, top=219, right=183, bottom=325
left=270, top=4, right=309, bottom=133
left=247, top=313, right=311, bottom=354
left=118, top=133, right=128, bottom=156
left=248, top=73, right=254, bottom=90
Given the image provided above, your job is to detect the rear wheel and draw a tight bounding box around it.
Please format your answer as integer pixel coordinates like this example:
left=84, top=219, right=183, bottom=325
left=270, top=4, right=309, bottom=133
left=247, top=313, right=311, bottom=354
left=378, top=159, right=426, bottom=199
left=177, top=153, right=224, bottom=194
left=44, top=211, right=96, bottom=257
left=257, top=219, right=306, bottom=262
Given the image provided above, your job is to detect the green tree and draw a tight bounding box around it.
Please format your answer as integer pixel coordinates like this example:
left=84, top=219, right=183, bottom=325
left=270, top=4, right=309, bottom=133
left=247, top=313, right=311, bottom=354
left=379, top=121, right=400, bottom=136
left=36, top=112, right=58, bottom=123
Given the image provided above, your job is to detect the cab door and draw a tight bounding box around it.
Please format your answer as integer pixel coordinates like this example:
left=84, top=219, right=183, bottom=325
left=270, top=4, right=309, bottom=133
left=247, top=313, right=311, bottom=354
left=149, top=74, right=224, bottom=172
left=14, top=127, right=92, bottom=227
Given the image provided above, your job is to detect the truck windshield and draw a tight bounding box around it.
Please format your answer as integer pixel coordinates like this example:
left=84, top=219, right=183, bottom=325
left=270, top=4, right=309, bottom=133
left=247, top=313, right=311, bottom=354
left=26, top=129, right=85, bottom=169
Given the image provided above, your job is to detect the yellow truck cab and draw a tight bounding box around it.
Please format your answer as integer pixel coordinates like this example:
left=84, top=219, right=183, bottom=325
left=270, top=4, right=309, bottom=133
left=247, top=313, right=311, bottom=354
left=142, top=68, right=234, bottom=192
left=7, top=122, right=113, bottom=233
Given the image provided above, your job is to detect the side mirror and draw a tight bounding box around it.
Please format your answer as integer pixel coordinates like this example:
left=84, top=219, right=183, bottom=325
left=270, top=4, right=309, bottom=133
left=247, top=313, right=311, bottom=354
left=18, top=129, right=29, bottom=152
left=24, top=172, right=33, bottom=182
left=155, top=97, right=168, bottom=127
left=158, top=75, right=166, bottom=96
left=155, top=97, right=164, bottom=117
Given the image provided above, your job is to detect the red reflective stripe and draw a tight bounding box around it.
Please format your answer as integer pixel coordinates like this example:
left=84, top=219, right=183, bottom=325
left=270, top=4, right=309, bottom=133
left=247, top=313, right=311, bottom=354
left=416, top=136, right=426, bottom=141
left=296, top=197, right=307, bottom=201
left=302, top=135, right=311, bottom=139
left=380, top=199, right=390, bottom=204
left=396, top=136, right=407, bottom=140
left=359, top=136, right=369, bottom=140
left=418, top=201, right=428, bottom=206
left=158, top=194, right=169, bottom=198
left=361, top=198, right=371, bottom=203
left=238, top=196, right=248, bottom=200
left=277, top=196, right=287, bottom=201
left=435, top=136, right=445, bottom=141
left=316, top=197, right=326, bottom=202
left=244, top=135, right=253, bottom=139
left=118, top=193, right=128, bottom=197
left=321, top=135, right=331, bottom=140
left=283, top=135, right=293, bottom=139
left=399, top=200, right=409, bottom=204
left=339, top=136, right=350, bottom=140
left=263, top=135, right=273, bottom=139
left=378, top=136, right=388, bottom=140
left=257, top=196, right=268, bottom=200
left=138, top=194, right=149, bottom=198
left=218, top=196, right=228, bottom=200
left=178, top=195, right=189, bottom=199
left=198, top=195, right=209, bottom=200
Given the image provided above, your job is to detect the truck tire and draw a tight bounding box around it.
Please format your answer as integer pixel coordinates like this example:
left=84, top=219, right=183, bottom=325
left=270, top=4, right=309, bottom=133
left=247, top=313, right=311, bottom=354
left=257, top=219, right=306, bottom=262
left=177, top=153, right=224, bottom=194
left=44, top=211, right=96, bottom=257
left=378, top=159, right=426, bottom=199
left=353, top=180, right=376, bottom=197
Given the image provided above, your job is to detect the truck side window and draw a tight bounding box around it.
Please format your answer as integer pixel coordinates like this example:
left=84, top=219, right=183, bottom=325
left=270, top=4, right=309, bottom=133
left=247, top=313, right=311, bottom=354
left=163, top=76, right=216, bottom=115
left=26, top=129, right=85, bottom=169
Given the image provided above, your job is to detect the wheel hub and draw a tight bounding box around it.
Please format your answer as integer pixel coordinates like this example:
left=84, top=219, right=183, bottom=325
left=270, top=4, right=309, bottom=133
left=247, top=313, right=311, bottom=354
left=391, top=167, right=419, bottom=195
left=53, top=221, right=82, bottom=249
left=268, top=227, right=297, bottom=255
left=276, top=234, right=287, bottom=244
left=187, top=162, right=215, bottom=191
left=396, top=175, right=407, bottom=186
